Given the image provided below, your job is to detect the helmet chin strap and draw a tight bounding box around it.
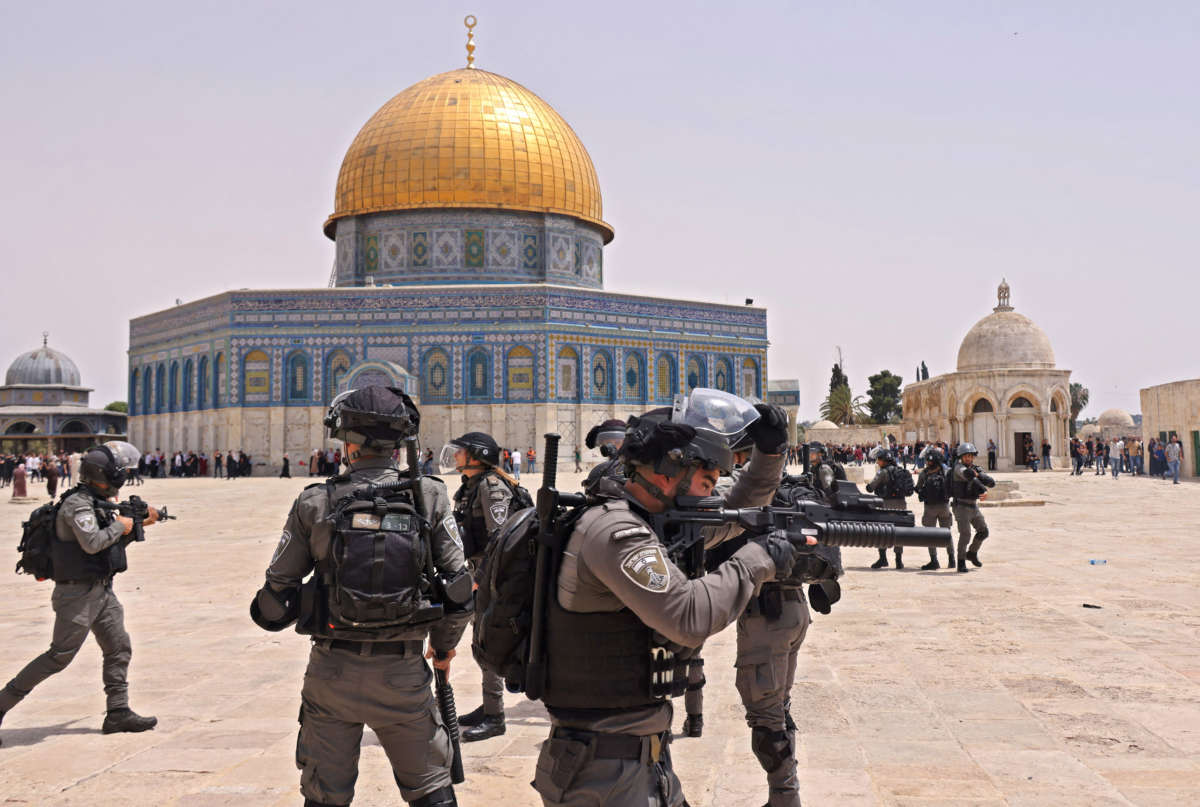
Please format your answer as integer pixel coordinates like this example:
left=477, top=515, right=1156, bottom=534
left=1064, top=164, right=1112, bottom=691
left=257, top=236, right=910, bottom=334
left=630, top=469, right=676, bottom=509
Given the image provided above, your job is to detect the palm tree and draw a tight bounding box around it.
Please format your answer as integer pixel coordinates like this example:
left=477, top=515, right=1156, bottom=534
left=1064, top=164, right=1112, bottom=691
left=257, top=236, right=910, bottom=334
left=820, top=384, right=869, bottom=425
left=1069, top=382, right=1089, bottom=435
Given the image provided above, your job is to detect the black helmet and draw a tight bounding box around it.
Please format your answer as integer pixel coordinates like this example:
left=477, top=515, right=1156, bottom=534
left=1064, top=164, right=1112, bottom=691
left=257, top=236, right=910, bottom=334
left=80, top=440, right=140, bottom=492
left=955, top=442, right=979, bottom=459
left=444, top=431, right=501, bottom=468
left=869, top=446, right=893, bottom=464
left=621, top=408, right=733, bottom=476
left=324, top=385, right=419, bottom=449
left=806, top=441, right=827, bottom=458
left=586, top=419, right=627, bottom=458
left=924, top=448, right=944, bottom=465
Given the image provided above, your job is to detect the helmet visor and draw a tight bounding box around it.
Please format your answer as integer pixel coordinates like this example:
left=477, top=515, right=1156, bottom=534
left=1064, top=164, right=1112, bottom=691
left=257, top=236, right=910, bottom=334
left=671, top=388, right=760, bottom=436
left=438, top=443, right=469, bottom=473
left=102, top=441, right=141, bottom=470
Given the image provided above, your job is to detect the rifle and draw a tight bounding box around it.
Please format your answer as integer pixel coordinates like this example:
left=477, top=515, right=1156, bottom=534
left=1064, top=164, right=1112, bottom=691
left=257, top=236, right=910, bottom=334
left=95, top=495, right=175, bottom=543
left=655, top=479, right=951, bottom=571
left=405, top=438, right=464, bottom=785
left=524, top=432, right=587, bottom=701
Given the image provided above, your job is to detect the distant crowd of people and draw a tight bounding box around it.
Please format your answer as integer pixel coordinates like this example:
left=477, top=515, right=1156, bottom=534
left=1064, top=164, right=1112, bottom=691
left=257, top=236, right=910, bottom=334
left=134, top=449, right=255, bottom=480
left=1, top=451, right=77, bottom=497
left=1069, top=434, right=1185, bottom=483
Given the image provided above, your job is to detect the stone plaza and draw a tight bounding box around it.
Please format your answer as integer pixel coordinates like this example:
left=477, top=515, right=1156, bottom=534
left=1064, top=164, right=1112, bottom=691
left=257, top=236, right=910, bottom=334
left=1, top=466, right=1197, bottom=806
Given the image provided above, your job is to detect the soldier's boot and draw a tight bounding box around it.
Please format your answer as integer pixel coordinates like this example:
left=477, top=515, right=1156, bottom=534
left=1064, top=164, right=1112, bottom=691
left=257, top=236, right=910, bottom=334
left=947, top=548, right=956, bottom=567
left=682, top=713, right=703, bottom=738
left=920, top=559, right=940, bottom=570
left=965, top=550, right=982, bottom=567
left=462, top=713, right=505, bottom=742
left=304, top=800, right=339, bottom=807
left=0, top=708, right=5, bottom=748
left=412, top=785, right=458, bottom=806
left=870, top=550, right=888, bottom=569
left=458, top=705, right=487, bottom=727
left=894, top=548, right=904, bottom=570
left=957, top=557, right=968, bottom=573
left=102, top=708, right=157, bottom=735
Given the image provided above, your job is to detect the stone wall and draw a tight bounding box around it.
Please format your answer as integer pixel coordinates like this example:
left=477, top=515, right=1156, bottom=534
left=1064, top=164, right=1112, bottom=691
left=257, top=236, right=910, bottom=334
left=1140, top=379, right=1200, bottom=478
left=804, top=424, right=896, bottom=447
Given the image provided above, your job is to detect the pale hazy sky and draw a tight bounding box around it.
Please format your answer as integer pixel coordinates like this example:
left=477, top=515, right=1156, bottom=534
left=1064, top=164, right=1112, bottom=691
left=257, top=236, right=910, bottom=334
left=2, top=1, right=1196, bottom=419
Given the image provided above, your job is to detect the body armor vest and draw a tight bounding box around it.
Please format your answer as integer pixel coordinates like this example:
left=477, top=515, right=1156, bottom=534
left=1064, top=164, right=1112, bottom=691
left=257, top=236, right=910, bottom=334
left=950, top=463, right=979, bottom=501
left=50, top=492, right=125, bottom=582
left=453, top=475, right=491, bottom=560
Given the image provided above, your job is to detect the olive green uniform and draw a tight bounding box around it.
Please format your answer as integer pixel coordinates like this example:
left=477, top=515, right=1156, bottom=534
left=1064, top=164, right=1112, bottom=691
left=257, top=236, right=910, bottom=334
left=454, top=470, right=516, bottom=717
left=1, top=490, right=133, bottom=714
left=258, top=457, right=469, bottom=806
left=533, top=454, right=780, bottom=807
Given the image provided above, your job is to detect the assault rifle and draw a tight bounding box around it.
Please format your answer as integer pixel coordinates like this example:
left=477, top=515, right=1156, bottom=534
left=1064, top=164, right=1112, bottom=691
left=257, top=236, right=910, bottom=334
left=95, top=495, right=175, bottom=543
left=655, top=480, right=951, bottom=576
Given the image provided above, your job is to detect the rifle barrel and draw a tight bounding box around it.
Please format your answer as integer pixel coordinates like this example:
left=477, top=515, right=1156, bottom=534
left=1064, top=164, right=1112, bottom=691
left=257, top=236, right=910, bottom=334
left=817, top=521, right=951, bottom=549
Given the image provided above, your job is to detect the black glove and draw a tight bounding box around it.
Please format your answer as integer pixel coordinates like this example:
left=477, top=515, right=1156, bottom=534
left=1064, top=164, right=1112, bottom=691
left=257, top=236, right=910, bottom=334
left=757, top=532, right=796, bottom=579
left=808, top=580, right=841, bottom=615
left=746, top=403, right=789, bottom=455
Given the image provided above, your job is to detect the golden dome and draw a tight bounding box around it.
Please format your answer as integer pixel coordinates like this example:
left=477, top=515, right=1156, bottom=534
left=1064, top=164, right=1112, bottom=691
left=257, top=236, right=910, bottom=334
left=325, top=68, right=612, bottom=242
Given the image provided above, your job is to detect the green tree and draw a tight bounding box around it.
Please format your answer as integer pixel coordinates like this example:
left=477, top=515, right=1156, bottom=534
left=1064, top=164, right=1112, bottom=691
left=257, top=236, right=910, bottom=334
left=104, top=401, right=128, bottom=413
left=1069, top=383, right=1089, bottom=436
left=820, top=384, right=868, bottom=425
left=829, top=363, right=848, bottom=397
left=866, top=370, right=903, bottom=424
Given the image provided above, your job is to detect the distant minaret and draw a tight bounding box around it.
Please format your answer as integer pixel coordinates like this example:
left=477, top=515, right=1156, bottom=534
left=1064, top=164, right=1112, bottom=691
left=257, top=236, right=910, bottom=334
left=995, top=278, right=1013, bottom=312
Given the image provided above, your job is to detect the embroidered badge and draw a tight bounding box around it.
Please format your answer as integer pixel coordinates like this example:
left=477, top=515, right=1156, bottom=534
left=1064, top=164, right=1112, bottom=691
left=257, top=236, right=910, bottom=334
left=442, top=515, right=464, bottom=549
left=74, top=510, right=96, bottom=533
left=270, top=530, right=292, bottom=565
left=489, top=502, right=509, bottom=526
left=620, top=546, right=671, bottom=593
left=351, top=513, right=383, bottom=530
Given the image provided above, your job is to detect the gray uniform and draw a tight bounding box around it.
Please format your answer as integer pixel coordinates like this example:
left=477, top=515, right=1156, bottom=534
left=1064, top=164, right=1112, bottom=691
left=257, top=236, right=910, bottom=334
left=915, top=466, right=954, bottom=564
left=534, top=467, right=779, bottom=807
left=454, top=470, right=516, bottom=716
left=950, top=462, right=990, bottom=559
left=0, top=490, right=133, bottom=713
left=866, top=464, right=907, bottom=563
left=259, top=457, right=469, bottom=806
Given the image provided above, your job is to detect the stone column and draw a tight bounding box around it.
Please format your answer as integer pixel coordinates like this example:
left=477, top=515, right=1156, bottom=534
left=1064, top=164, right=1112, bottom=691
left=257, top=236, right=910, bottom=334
left=996, top=415, right=1009, bottom=463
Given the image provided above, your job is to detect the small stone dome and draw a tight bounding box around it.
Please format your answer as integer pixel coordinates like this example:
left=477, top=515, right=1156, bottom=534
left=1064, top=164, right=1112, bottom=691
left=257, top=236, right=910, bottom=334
left=811, top=420, right=839, bottom=430
left=1097, top=408, right=1134, bottom=428
left=956, top=281, right=1056, bottom=372
left=1079, top=423, right=1101, bottom=436
left=5, top=339, right=81, bottom=386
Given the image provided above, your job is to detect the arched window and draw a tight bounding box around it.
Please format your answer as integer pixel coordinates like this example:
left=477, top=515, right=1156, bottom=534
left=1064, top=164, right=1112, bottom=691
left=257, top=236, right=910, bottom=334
left=655, top=353, right=677, bottom=402
left=60, top=420, right=91, bottom=434
left=421, top=348, right=450, bottom=402
left=169, top=361, right=180, bottom=411
left=325, top=350, right=351, bottom=403
left=466, top=349, right=490, bottom=400
left=1011, top=396, right=1034, bottom=408
left=287, top=351, right=310, bottom=401
left=741, top=357, right=760, bottom=399
left=129, top=369, right=140, bottom=415
left=182, top=359, right=194, bottom=410
left=142, top=369, right=152, bottom=416
left=1050, top=398, right=1060, bottom=413
left=198, top=356, right=210, bottom=409
left=213, top=353, right=225, bottom=407
left=591, top=351, right=612, bottom=401
left=507, top=346, right=535, bottom=401
left=243, top=350, right=271, bottom=402
left=5, top=421, right=37, bottom=434
left=972, top=398, right=994, bottom=413
left=623, top=352, right=645, bottom=401
left=556, top=346, right=580, bottom=400
left=686, top=355, right=705, bottom=392
left=713, top=357, right=733, bottom=393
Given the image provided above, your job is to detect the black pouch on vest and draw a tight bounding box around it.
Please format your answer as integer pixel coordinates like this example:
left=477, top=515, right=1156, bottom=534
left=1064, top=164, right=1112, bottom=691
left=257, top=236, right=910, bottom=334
left=534, top=736, right=593, bottom=801
left=759, top=587, right=784, bottom=621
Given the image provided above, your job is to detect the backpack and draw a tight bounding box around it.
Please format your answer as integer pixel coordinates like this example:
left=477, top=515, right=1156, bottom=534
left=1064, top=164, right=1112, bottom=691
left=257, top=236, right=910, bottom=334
left=886, top=464, right=914, bottom=499
left=917, top=467, right=949, bottom=504
left=471, top=503, right=586, bottom=693
left=16, top=498, right=62, bottom=581
left=321, top=483, right=437, bottom=630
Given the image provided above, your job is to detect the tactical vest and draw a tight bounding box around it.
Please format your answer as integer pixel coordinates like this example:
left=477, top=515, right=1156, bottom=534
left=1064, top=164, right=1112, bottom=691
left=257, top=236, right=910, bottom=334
left=949, top=463, right=976, bottom=501
left=50, top=491, right=125, bottom=583
left=543, top=596, right=691, bottom=713
left=452, top=476, right=490, bottom=559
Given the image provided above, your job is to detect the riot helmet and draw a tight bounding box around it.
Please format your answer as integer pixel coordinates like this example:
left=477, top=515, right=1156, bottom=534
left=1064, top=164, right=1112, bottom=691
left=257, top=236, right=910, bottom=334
left=924, top=448, right=944, bottom=466
left=807, top=441, right=827, bottom=460
left=80, top=440, right=141, bottom=493
left=955, top=442, right=979, bottom=459
left=440, top=431, right=501, bottom=473
left=869, top=446, right=893, bottom=464
left=324, top=385, right=419, bottom=451
left=585, top=419, right=627, bottom=458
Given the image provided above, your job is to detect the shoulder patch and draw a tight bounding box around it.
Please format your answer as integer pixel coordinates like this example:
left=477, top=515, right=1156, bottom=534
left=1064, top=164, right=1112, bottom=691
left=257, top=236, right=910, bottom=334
left=612, top=525, right=651, bottom=541
left=620, top=546, right=671, bottom=593
left=441, top=515, right=463, bottom=549
left=73, top=509, right=97, bottom=533
left=270, top=530, right=292, bottom=565
left=489, top=502, right=509, bottom=525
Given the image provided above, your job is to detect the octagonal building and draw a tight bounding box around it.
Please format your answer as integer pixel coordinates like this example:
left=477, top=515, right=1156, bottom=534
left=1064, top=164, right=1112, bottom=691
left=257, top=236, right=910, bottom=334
left=125, top=61, right=768, bottom=470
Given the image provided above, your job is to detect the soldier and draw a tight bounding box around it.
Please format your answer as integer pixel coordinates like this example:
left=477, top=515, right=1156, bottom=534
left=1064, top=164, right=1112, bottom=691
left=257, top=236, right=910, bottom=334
left=251, top=386, right=472, bottom=807
left=915, top=448, right=955, bottom=570
left=0, top=441, right=161, bottom=744
left=949, top=442, right=996, bottom=573
left=866, top=447, right=910, bottom=569
left=532, top=391, right=804, bottom=806
left=441, top=431, right=530, bottom=742
left=581, top=418, right=628, bottom=498
left=804, top=442, right=846, bottom=496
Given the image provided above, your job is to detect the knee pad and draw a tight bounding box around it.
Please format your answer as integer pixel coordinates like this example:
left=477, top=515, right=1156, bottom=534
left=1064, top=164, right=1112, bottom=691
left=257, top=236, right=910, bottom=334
left=751, top=726, right=792, bottom=773
left=411, top=785, right=457, bottom=807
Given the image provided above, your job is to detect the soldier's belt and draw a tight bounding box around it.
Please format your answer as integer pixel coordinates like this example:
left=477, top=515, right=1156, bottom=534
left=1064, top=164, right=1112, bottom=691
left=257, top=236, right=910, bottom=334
left=318, top=639, right=423, bottom=657
left=551, top=727, right=669, bottom=763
